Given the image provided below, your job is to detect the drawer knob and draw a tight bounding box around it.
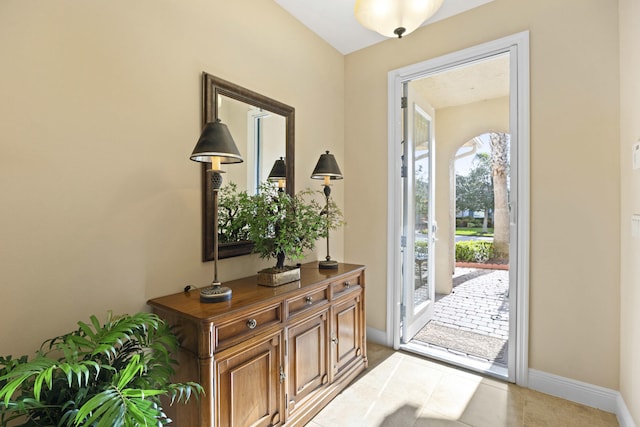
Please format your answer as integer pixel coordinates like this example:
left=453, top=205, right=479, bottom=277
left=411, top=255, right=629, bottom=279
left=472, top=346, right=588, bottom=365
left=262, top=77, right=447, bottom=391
left=344, top=281, right=351, bottom=289
left=305, top=296, right=313, bottom=305
left=246, top=318, right=257, bottom=329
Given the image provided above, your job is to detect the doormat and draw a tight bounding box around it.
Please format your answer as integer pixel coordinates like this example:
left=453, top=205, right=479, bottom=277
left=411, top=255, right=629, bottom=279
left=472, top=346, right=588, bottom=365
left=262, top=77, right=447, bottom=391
left=412, top=322, right=507, bottom=364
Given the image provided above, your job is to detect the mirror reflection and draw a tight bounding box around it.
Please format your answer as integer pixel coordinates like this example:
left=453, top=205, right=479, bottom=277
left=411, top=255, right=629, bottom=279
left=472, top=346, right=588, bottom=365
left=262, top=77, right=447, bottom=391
left=200, top=72, right=295, bottom=261
left=219, top=95, right=286, bottom=195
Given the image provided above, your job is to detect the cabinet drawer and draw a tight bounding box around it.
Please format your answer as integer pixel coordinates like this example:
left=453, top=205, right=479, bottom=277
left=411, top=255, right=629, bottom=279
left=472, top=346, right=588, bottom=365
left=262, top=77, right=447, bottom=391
left=330, top=273, right=361, bottom=300
left=286, top=286, right=329, bottom=319
left=214, top=304, right=282, bottom=351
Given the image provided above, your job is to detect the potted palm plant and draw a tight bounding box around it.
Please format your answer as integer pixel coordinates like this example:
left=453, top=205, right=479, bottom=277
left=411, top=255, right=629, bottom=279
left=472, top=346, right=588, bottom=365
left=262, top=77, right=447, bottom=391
left=239, top=183, right=344, bottom=286
left=0, top=311, right=202, bottom=426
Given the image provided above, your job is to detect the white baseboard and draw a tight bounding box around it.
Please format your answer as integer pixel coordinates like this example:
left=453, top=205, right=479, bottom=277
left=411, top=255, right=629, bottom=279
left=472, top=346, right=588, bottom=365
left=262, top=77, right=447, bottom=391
left=366, top=326, right=389, bottom=346
left=529, top=369, right=636, bottom=427
left=617, top=392, right=637, bottom=427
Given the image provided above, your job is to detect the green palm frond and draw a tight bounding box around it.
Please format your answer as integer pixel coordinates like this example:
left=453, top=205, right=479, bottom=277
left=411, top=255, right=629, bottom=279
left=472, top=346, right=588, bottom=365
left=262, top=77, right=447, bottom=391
left=0, top=356, right=57, bottom=403
left=0, top=312, right=202, bottom=426
left=74, top=386, right=166, bottom=427
left=166, top=382, right=203, bottom=406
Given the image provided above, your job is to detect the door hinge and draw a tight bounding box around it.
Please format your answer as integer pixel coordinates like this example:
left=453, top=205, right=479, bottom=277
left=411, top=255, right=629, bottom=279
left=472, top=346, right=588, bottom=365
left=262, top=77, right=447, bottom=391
left=401, top=154, right=407, bottom=178
left=401, top=96, right=407, bottom=109
left=280, top=366, right=286, bottom=384
left=400, top=235, right=407, bottom=248
left=400, top=304, right=406, bottom=319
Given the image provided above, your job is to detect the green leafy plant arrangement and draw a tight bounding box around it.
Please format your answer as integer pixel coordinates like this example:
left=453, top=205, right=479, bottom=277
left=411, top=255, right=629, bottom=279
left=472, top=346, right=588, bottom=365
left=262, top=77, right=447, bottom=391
left=218, top=182, right=252, bottom=243
left=0, top=311, right=202, bottom=427
left=238, top=183, right=344, bottom=271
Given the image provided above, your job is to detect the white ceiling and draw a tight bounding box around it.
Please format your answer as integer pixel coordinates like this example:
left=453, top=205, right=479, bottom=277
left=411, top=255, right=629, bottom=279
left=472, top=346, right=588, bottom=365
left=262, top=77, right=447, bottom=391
left=273, top=0, right=507, bottom=109
left=274, top=0, right=494, bottom=55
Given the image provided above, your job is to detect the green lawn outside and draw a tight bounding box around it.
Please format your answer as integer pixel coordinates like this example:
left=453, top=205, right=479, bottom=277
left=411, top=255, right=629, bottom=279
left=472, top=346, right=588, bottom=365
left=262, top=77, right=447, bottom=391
left=455, top=227, right=494, bottom=237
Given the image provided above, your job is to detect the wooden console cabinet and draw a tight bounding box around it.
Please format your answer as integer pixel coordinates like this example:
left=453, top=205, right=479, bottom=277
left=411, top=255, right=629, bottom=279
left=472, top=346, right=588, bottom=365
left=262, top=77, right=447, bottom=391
left=148, top=262, right=366, bottom=427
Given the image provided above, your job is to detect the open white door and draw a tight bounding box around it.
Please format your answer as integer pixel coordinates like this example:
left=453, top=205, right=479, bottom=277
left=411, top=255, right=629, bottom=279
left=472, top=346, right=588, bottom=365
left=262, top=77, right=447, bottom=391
left=401, top=89, right=436, bottom=343
left=389, top=31, right=529, bottom=385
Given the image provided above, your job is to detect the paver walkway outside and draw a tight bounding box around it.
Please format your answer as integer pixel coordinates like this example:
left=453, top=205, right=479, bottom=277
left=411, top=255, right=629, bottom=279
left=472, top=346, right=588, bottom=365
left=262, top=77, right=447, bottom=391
left=412, top=266, right=510, bottom=365
left=434, top=267, right=509, bottom=340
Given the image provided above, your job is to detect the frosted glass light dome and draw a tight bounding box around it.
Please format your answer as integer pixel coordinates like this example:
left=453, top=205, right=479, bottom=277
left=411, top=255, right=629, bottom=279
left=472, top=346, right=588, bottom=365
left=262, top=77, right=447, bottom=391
left=354, top=0, right=445, bottom=38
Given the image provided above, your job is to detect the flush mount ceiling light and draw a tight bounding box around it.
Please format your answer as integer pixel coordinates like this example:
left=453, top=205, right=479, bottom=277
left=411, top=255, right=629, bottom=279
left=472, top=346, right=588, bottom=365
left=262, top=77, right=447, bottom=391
left=354, top=0, right=445, bottom=38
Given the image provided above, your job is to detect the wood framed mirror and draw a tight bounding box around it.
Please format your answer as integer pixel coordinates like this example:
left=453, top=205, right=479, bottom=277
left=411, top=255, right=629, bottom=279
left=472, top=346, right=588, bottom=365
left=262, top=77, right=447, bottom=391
left=200, top=72, right=295, bottom=261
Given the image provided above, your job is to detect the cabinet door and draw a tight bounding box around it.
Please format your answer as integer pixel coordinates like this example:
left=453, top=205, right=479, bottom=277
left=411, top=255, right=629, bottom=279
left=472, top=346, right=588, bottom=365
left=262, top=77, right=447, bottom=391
left=331, top=291, right=364, bottom=378
left=215, top=330, right=284, bottom=427
left=286, top=309, right=329, bottom=417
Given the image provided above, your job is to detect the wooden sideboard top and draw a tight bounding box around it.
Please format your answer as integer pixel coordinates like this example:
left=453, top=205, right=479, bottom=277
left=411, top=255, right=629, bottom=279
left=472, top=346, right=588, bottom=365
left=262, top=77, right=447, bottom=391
left=147, top=262, right=365, bottom=322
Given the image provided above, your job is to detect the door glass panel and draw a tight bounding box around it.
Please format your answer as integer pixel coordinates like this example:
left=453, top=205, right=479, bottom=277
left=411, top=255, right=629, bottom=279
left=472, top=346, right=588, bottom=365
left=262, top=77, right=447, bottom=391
left=401, top=96, right=435, bottom=343
left=413, top=106, right=432, bottom=308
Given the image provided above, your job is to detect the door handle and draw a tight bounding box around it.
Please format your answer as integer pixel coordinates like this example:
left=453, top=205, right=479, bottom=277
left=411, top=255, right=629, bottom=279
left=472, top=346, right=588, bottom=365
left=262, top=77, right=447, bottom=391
left=432, top=221, right=438, bottom=243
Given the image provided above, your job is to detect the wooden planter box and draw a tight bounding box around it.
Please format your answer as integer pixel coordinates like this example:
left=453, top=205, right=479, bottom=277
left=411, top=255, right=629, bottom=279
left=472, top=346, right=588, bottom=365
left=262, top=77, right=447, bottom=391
left=257, top=266, right=301, bottom=287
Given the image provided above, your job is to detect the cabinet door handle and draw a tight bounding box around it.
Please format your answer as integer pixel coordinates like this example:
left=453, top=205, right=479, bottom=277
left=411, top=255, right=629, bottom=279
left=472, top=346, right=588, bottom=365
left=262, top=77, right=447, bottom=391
left=344, top=281, right=351, bottom=289
left=305, top=296, right=313, bottom=305
left=246, top=318, right=257, bottom=329
left=331, top=337, right=339, bottom=344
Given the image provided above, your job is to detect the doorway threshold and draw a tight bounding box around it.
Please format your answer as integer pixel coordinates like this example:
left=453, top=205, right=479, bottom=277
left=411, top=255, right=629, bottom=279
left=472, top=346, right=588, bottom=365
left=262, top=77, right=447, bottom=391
left=400, top=340, right=508, bottom=381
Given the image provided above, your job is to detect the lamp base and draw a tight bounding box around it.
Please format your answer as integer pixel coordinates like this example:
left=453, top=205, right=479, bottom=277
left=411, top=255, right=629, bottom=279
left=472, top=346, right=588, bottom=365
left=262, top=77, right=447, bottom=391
left=318, top=259, right=339, bottom=270
left=200, top=282, right=232, bottom=303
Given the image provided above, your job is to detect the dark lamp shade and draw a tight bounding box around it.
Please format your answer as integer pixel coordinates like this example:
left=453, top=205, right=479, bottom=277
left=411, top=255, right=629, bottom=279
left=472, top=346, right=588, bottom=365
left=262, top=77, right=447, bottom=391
left=268, top=157, right=287, bottom=181
left=311, top=151, right=343, bottom=180
left=190, top=119, right=244, bottom=164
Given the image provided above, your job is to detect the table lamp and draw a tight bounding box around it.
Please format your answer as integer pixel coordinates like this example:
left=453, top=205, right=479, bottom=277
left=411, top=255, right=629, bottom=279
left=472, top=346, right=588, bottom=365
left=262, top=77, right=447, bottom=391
left=268, top=157, right=287, bottom=191
left=190, top=119, right=243, bottom=302
left=311, top=151, right=343, bottom=269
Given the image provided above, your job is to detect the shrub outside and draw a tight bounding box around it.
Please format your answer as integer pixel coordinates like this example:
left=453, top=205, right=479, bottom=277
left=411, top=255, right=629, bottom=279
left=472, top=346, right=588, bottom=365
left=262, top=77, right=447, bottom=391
left=455, top=240, right=494, bottom=263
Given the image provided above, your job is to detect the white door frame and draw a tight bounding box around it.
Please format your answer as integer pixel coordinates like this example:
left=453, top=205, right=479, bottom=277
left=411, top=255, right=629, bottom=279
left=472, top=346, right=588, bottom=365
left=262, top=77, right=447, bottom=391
left=386, top=31, right=530, bottom=386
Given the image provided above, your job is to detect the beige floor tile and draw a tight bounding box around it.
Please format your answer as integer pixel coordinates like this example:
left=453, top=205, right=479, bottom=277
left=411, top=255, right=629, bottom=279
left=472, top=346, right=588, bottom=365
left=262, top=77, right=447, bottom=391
left=311, top=385, right=380, bottom=426
left=414, top=419, right=473, bottom=427
left=419, top=372, right=484, bottom=420
left=457, top=382, right=524, bottom=427
left=307, top=343, right=619, bottom=427
left=366, top=341, right=396, bottom=365
left=363, top=403, right=423, bottom=426
left=375, top=360, right=442, bottom=405
left=522, top=389, right=619, bottom=427
left=313, top=355, right=432, bottom=426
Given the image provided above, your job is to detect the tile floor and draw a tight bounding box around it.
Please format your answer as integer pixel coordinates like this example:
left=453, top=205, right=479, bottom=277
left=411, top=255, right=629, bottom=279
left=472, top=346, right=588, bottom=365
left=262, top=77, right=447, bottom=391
left=307, top=342, right=619, bottom=427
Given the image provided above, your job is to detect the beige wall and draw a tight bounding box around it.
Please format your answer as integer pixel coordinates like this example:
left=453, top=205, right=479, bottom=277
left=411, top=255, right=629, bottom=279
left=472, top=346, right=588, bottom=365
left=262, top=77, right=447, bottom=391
left=0, top=0, right=345, bottom=358
left=619, top=0, right=640, bottom=422
left=434, top=97, right=509, bottom=294
left=344, top=0, right=620, bottom=390
left=0, top=0, right=629, bottom=410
